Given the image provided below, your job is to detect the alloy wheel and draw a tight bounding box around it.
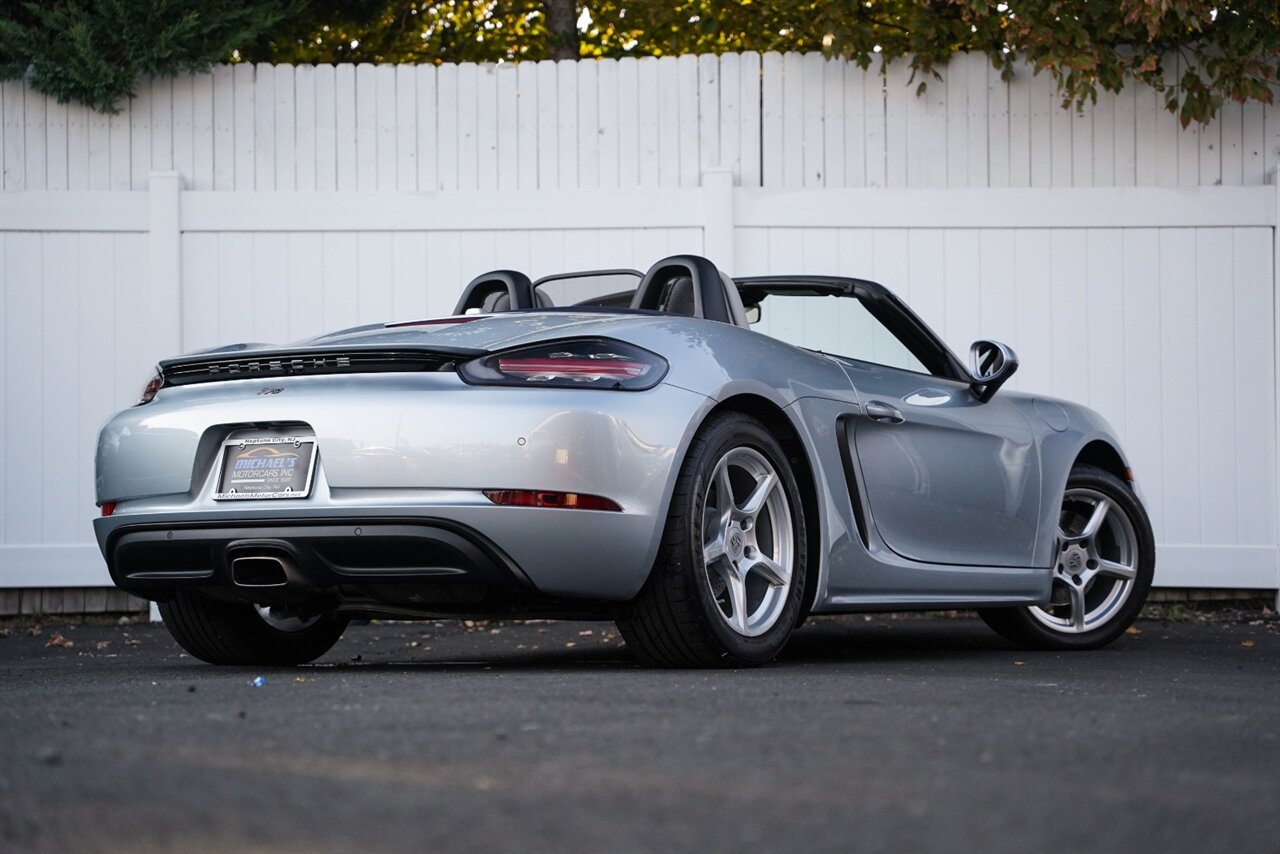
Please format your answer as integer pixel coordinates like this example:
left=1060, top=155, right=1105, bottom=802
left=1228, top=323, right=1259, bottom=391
left=700, top=446, right=795, bottom=638
left=1030, top=487, right=1139, bottom=634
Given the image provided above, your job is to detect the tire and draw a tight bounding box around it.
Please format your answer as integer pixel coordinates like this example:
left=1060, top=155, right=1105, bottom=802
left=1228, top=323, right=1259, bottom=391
left=979, top=464, right=1155, bottom=650
left=616, top=411, right=808, bottom=667
left=158, top=589, right=348, bottom=665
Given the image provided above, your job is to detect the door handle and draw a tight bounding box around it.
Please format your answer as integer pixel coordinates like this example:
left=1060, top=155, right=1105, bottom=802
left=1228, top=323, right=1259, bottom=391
left=864, top=401, right=905, bottom=424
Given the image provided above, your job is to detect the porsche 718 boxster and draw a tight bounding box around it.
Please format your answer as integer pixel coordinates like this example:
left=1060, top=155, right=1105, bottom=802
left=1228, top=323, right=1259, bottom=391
left=94, top=254, right=1155, bottom=667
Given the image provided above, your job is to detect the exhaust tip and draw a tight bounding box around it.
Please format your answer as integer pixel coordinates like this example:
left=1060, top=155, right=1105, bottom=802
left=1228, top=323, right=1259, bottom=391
left=231, top=555, right=291, bottom=588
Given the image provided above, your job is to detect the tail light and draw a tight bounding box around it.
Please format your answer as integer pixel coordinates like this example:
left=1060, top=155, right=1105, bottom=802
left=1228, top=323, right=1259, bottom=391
left=100, top=502, right=117, bottom=517
left=459, top=339, right=667, bottom=390
left=483, top=490, right=621, bottom=511
left=137, top=370, right=163, bottom=405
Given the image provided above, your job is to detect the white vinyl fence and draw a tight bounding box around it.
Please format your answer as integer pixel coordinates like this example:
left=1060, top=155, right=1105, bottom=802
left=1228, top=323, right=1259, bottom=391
left=1, top=53, right=1278, bottom=595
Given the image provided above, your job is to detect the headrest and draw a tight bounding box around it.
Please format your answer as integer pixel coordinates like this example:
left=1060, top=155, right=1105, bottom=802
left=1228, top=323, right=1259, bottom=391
left=630, top=255, right=732, bottom=324
left=454, top=270, right=535, bottom=314
left=481, top=291, right=512, bottom=312
left=662, top=277, right=696, bottom=316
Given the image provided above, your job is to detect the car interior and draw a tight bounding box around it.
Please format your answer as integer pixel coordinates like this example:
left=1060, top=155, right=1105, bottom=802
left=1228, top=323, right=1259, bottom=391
left=451, top=254, right=966, bottom=381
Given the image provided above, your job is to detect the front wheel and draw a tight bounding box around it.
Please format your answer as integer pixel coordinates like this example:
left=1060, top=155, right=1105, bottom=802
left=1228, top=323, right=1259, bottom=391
left=158, top=589, right=349, bottom=665
left=616, top=412, right=808, bottom=667
left=979, top=464, right=1155, bottom=650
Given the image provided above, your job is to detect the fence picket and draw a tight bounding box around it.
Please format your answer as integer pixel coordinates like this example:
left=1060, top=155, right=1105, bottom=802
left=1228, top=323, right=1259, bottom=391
left=496, top=63, right=518, bottom=190
left=516, top=61, right=538, bottom=189
left=475, top=64, right=499, bottom=191
left=395, top=64, right=418, bottom=191
left=253, top=64, right=275, bottom=190
left=295, top=65, right=317, bottom=191
left=355, top=64, right=377, bottom=190
left=597, top=59, right=619, bottom=189
left=577, top=60, right=599, bottom=190
left=274, top=65, right=296, bottom=190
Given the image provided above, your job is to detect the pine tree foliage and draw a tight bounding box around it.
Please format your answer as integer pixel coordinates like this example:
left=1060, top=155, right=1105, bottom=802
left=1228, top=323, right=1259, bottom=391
left=0, top=0, right=297, bottom=113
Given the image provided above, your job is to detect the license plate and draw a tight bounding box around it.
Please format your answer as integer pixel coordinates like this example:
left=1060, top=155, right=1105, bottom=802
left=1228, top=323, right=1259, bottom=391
left=214, top=437, right=317, bottom=500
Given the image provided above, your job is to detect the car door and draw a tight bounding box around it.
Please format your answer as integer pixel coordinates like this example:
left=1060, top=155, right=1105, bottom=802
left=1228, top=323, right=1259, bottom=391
left=742, top=277, right=1041, bottom=568
left=841, top=358, right=1041, bottom=567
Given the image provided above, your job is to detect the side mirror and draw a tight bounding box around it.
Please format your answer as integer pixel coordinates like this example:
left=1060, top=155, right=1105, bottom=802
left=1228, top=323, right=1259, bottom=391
left=745, top=304, right=762, bottom=324
left=969, top=340, right=1018, bottom=402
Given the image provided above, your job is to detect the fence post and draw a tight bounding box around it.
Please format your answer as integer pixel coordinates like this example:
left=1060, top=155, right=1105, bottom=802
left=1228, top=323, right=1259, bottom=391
left=147, top=172, right=184, bottom=358
left=1272, top=167, right=1280, bottom=611
left=701, top=168, right=736, bottom=273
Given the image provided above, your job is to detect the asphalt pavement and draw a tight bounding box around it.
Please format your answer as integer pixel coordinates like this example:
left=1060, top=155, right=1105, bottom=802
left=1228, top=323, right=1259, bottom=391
left=1, top=609, right=1276, bottom=854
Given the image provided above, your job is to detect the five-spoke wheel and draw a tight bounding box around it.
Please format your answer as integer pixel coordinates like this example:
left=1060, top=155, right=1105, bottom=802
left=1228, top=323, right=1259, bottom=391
left=980, top=465, right=1154, bottom=650
left=701, top=447, right=794, bottom=638
left=1032, top=488, right=1139, bottom=634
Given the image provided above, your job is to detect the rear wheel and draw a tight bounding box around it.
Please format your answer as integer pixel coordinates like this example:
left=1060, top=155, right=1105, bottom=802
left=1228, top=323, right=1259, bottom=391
left=158, top=589, right=348, bottom=665
left=616, top=412, right=808, bottom=667
left=979, top=465, right=1154, bottom=650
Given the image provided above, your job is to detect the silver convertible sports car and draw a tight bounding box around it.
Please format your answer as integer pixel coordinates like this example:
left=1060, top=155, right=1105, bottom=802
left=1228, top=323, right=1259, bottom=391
left=94, top=254, right=1155, bottom=667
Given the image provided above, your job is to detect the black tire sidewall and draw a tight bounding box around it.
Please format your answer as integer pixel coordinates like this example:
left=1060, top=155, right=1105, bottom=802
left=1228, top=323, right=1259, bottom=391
left=160, top=590, right=348, bottom=665
left=678, top=414, right=808, bottom=663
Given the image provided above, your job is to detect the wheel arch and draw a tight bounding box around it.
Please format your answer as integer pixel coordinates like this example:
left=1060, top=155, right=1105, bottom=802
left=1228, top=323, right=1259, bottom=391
left=1073, top=439, right=1131, bottom=484
left=1033, top=434, right=1138, bottom=568
left=702, top=393, right=823, bottom=623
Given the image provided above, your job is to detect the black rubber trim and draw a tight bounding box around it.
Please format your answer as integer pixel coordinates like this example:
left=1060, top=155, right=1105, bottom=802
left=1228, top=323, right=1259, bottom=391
left=836, top=414, right=870, bottom=548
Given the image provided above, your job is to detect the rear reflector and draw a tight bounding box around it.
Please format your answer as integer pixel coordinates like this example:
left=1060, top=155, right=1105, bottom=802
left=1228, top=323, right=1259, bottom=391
left=483, top=489, right=621, bottom=512
left=100, top=502, right=117, bottom=517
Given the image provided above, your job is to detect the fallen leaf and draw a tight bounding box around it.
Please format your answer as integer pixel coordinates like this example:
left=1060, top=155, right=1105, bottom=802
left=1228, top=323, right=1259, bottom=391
left=45, top=632, right=74, bottom=649
left=294, top=676, right=309, bottom=683
left=27, top=626, right=43, bottom=637
left=1013, top=660, right=1025, bottom=666
left=124, top=638, right=141, bottom=647
left=1126, top=626, right=1142, bottom=635
left=1241, top=639, right=1256, bottom=648
left=578, top=630, right=595, bottom=637
left=564, top=642, right=577, bottom=649
left=0, top=627, right=11, bottom=638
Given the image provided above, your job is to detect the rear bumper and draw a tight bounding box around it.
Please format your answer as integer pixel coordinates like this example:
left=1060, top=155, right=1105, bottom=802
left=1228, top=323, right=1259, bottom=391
left=105, top=517, right=527, bottom=588
left=92, top=375, right=711, bottom=602
left=100, top=515, right=539, bottom=612
left=94, top=496, right=674, bottom=603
